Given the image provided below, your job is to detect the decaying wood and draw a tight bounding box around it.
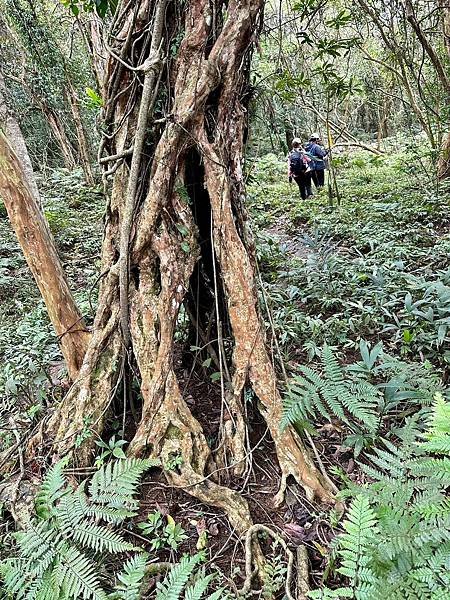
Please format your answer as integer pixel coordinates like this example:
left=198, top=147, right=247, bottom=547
left=0, top=131, right=90, bottom=381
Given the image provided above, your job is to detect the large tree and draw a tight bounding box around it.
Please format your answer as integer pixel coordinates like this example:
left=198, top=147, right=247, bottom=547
left=10, top=0, right=334, bottom=547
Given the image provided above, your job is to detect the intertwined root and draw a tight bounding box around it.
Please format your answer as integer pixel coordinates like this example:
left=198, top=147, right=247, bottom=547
left=28, top=0, right=336, bottom=552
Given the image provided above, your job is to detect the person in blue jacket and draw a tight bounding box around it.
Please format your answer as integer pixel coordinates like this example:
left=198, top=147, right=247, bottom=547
left=305, top=133, right=328, bottom=188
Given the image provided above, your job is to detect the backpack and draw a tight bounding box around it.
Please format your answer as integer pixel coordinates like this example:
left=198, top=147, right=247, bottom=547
left=290, top=150, right=307, bottom=176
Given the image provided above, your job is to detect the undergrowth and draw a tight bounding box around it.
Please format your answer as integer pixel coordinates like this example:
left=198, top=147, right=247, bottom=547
left=2, top=145, right=450, bottom=597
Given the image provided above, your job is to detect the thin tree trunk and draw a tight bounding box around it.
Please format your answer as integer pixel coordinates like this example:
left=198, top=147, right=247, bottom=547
left=356, top=0, right=436, bottom=147
left=438, top=0, right=450, bottom=179
left=0, top=131, right=90, bottom=380
left=43, top=104, right=78, bottom=170
left=89, top=15, right=107, bottom=95
left=404, top=0, right=450, bottom=96
left=67, top=80, right=95, bottom=185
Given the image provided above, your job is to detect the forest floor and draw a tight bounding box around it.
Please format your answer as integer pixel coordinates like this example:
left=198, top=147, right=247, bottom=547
left=1, top=143, right=450, bottom=596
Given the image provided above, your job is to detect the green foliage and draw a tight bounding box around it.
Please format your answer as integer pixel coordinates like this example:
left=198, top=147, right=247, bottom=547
left=0, top=458, right=156, bottom=599
left=138, top=512, right=188, bottom=551
left=260, top=546, right=288, bottom=599
left=282, top=340, right=442, bottom=455
left=250, top=149, right=450, bottom=368
left=283, top=344, right=380, bottom=438
left=61, top=0, right=115, bottom=18
left=312, top=394, right=450, bottom=599
left=111, top=554, right=149, bottom=600
left=94, top=435, right=127, bottom=466
left=155, top=554, right=202, bottom=600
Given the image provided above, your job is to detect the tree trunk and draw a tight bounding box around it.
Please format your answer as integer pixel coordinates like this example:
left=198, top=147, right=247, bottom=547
left=438, top=0, right=450, bottom=179
left=32, top=0, right=334, bottom=557
left=404, top=0, right=450, bottom=96
left=42, top=104, right=78, bottom=170
left=89, top=15, right=107, bottom=96
left=0, top=71, right=40, bottom=203
left=67, top=80, right=95, bottom=185
left=356, top=0, right=436, bottom=148
left=0, top=131, right=90, bottom=380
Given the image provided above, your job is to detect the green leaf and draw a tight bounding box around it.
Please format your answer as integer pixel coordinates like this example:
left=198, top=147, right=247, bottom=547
left=112, top=447, right=127, bottom=459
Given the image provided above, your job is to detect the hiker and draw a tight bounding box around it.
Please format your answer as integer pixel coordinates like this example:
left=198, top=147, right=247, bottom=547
left=305, top=133, right=328, bottom=188
left=288, top=138, right=313, bottom=200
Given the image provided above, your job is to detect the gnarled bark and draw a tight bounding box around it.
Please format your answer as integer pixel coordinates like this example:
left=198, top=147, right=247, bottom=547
left=34, top=0, right=334, bottom=546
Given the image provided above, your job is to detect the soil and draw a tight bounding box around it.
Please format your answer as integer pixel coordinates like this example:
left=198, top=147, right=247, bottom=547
left=266, top=216, right=311, bottom=259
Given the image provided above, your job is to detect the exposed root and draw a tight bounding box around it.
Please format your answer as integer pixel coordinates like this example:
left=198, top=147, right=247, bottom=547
left=239, top=524, right=296, bottom=600
left=296, top=545, right=310, bottom=600
left=129, top=370, right=254, bottom=535
left=215, top=385, right=248, bottom=479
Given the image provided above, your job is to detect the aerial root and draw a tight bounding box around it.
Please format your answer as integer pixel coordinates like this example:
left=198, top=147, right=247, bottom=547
left=129, top=374, right=256, bottom=536
left=238, top=524, right=306, bottom=600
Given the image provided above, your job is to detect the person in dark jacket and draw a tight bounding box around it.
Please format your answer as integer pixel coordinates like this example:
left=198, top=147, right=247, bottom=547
left=287, top=138, right=313, bottom=200
left=305, top=133, right=328, bottom=188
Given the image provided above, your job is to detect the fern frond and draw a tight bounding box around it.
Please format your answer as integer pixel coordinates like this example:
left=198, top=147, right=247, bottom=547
left=51, top=545, right=106, bottom=600
left=73, top=522, right=136, bottom=554
left=184, top=571, right=215, bottom=600
left=421, top=434, right=450, bottom=454
left=283, top=346, right=381, bottom=436
left=86, top=505, right=136, bottom=525
left=156, top=554, right=202, bottom=600
left=282, top=378, right=326, bottom=428
left=57, top=486, right=90, bottom=527
left=113, top=553, right=148, bottom=600
left=337, top=495, right=378, bottom=581
left=411, top=458, right=450, bottom=483
left=33, top=568, right=60, bottom=600
left=364, top=445, right=409, bottom=480
left=89, top=459, right=155, bottom=510
left=322, top=345, right=343, bottom=384
left=1, top=559, right=33, bottom=599
left=35, top=457, right=69, bottom=519
left=17, top=520, right=60, bottom=563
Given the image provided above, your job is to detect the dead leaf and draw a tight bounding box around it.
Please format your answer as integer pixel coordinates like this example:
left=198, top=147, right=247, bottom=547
left=208, top=521, right=219, bottom=536
left=284, top=522, right=305, bottom=542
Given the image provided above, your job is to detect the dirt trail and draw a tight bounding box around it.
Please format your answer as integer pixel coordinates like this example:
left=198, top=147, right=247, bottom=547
left=266, top=215, right=311, bottom=259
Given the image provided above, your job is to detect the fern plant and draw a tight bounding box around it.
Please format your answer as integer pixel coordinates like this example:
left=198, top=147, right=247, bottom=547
left=0, top=457, right=157, bottom=600
left=283, top=345, right=381, bottom=452
left=309, top=393, right=450, bottom=600
left=1, top=458, right=232, bottom=600
left=283, top=342, right=442, bottom=455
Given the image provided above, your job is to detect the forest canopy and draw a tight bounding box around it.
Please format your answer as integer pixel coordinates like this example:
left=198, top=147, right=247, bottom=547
left=0, top=0, right=450, bottom=598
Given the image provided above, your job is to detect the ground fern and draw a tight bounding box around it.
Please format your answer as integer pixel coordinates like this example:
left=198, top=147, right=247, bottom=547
left=283, top=345, right=380, bottom=437
left=311, top=393, right=450, bottom=599
left=0, top=458, right=155, bottom=600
